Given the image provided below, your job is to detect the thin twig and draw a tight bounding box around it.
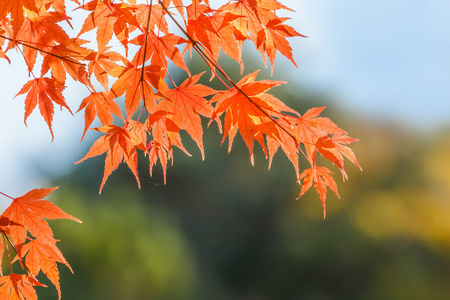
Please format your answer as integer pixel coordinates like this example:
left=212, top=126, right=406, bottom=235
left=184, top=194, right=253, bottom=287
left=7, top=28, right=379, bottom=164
left=0, top=34, right=85, bottom=66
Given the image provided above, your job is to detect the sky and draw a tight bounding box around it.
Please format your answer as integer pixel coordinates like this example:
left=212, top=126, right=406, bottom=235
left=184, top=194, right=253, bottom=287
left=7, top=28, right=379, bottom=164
left=1, top=0, right=450, bottom=211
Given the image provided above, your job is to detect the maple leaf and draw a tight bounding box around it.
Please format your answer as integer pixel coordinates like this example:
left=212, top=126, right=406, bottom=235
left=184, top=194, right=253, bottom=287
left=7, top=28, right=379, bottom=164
left=74, top=124, right=147, bottom=193
left=40, top=38, right=92, bottom=86
left=15, top=77, right=72, bottom=140
left=145, top=112, right=192, bottom=183
left=185, top=3, right=216, bottom=54
left=19, top=239, right=70, bottom=299
left=155, top=72, right=216, bottom=159
left=266, top=116, right=299, bottom=177
left=108, top=62, right=166, bottom=118
left=76, top=91, right=123, bottom=140
left=256, top=17, right=304, bottom=72
left=219, top=0, right=302, bottom=71
left=211, top=70, right=297, bottom=164
left=13, top=9, right=71, bottom=72
left=1, top=187, right=81, bottom=260
left=206, top=11, right=243, bottom=71
left=0, top=26, right=10, bottom=63
left=133, top=3, right=169, bottom=34
left=131, top=31, right=189, bottom=75
left=77, top=0, right=139, bottom=53
left=295, top=106, right=346, bottom=162
left=297, top=166, right=340, bottom=218
left=0, top=274, right=44, bottom=300
left=0, top=0, right=38, bottom=39
left=85, top=47, right=125, bottom=90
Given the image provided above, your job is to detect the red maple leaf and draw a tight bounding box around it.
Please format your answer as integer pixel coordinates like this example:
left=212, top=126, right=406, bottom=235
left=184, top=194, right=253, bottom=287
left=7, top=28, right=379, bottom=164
left=0, top=0, right=38, bottom=39
left=0, top=274, right=44, bottom=300
left=1, top=187, right=81, bottom=259
left=74, top=124, right=147, bottom=193
left=211, top=70, right=297, bottom=164
left=76, top=91, right=123, bottom=140
left=108, top=62, right=166, bottom=118
left=18, top=239, right=70, bottom=299
left=297, top=166, right=339, bottom=218
left=15, top=77, right=72, bottom=140
left=85, top=46, right=125, bottom=91
left=155, top=72, right=216, bottom=158
left=77, top=0, right=138, bottom=53
left=40, top=38, right=92, bottom=86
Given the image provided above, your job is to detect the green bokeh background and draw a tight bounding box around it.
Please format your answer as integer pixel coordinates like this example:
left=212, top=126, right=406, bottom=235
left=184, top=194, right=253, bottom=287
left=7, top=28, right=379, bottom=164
left=30, top=57, right=450, bottom=299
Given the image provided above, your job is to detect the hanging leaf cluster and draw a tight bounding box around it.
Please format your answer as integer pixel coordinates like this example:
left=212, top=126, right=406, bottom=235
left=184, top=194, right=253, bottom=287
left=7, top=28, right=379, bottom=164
left=0, top=0, right=360, bottom=298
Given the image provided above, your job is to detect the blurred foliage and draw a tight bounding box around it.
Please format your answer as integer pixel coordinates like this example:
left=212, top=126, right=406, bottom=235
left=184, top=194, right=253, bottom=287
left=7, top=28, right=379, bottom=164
left=36, top=56, right=450, bottom=299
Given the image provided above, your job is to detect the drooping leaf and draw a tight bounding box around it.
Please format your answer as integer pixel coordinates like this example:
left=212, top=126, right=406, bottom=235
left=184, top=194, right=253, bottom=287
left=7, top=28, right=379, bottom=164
left=15, top=77, right=72, bottom=140
left=131, top=31, right=189, bottom=75
left=85, top=47, right=125, bottom=90
left=74, top=124, right=146, bottom=193
left=14, top=9, right=70, bottom=72
left=155, top=72, right=216, bottom=159
left=19, top=239, right=69, bottom=299
left=108, top=62, right=166, bottom=118
left=0, top=0, right=39, bottom=39
left=77, top=0, right=138, bottom=53
left=76, top=91, right=123, bottom=140
left=1, top=187, right=81, bottom=259
left=211, top=70, right=297, bottom=164
left=0, top=274, right=44, bottom=300
left=40, top=38, right=92, bottom=86
left=256, top=17, right=304, bottom=72
left=297, top=166, right=340, bottom=218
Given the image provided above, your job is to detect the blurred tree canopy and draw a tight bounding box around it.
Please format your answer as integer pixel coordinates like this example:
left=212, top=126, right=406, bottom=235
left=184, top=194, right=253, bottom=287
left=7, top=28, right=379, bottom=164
left=36, top=56, right=450, bottom=299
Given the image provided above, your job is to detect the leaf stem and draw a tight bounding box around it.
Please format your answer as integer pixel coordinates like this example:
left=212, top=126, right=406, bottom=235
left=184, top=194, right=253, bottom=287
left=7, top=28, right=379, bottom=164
left=0, top=191, right=14, bottom=200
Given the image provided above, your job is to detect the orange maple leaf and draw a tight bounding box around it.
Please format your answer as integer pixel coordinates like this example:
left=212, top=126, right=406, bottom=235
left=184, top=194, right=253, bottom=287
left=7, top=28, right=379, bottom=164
left=14, top=9, right=71, bottom=72
left=133, top=3, right=169, bottom=34
left=156, top=72, right=216, bottom=159
left=0, top=274, right=44, bottom=300
left=297, top=166, right=340, bottom=218
left=1, top=187, right=81, bottom=260
left=131, top=31, right=189, bottom=75
left=256, top=17, right=304, bottom=72
left=15, top=77, right=72, bottom=140
left=19, top=239, right=70, bottom=299
left=266, top=116, right=300, bottom=177
left=211, top=70, right=297, bottom=164
left=77, top=0, right=139, bottom=53
left=108, top=62, right=166, bottom=118
left=74, top=124, right=147, bottom=193
left=185, top=3, right=216, bottom=53
left=76, top=91, right=123, bottom=140
left=85, top=47, right=125, bottom=90
left=40, top=38, right=92, bottom=86
left=0, top=0, right=38, bottom=39
left=145, top=113, right=191, bottom=184
left=206, top=11, right=243, bottom=71
left=295, top=106, right=346, bottom=162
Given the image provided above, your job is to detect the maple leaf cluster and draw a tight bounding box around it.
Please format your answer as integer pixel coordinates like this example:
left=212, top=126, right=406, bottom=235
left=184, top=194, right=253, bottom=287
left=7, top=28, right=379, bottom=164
left=0, top=188, right=81, bottom=299
left=0, top=0, right=361, bottom=213
left=0, top=0, right=360, bottom=296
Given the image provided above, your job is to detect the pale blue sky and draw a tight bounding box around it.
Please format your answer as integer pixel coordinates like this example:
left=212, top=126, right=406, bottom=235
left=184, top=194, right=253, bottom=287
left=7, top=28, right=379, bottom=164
left=284, top=0, right=450, bottom=127
left=1, top=0, right=449, bottom=210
